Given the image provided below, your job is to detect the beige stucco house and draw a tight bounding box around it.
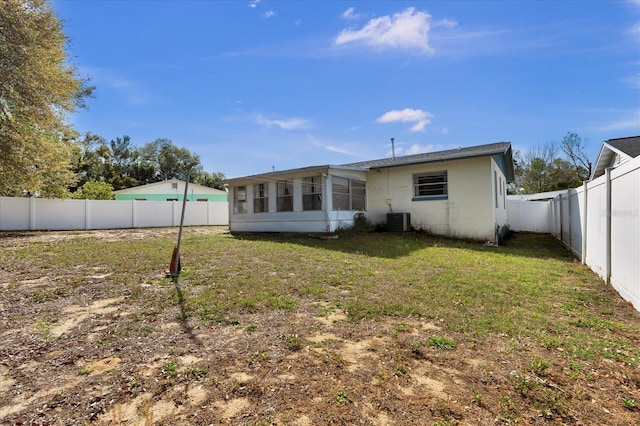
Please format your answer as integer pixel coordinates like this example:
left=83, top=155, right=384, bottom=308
left=223, top=142, right=514, bottom=243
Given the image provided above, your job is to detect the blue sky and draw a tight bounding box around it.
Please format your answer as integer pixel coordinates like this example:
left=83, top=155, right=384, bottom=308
left=54, top=0, right=640, bottom=178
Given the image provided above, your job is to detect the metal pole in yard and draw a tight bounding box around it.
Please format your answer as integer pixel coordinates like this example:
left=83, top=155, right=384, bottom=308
left=171, top=163, right=197, bottom=279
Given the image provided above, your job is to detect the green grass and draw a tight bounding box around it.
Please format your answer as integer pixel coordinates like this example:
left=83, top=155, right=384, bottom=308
left=2, top=230, right=638, bottom=370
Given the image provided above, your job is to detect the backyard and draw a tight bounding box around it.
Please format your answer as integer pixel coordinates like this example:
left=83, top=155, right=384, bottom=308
left=0, top=227, right=638, bottom=425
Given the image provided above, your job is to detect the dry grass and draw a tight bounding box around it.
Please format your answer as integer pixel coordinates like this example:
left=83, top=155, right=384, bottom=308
left=0, top=227, right=639, bottom=425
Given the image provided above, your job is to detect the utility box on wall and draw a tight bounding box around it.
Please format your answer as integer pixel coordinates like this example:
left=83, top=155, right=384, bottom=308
left=387, top=213, right=411, bottom=232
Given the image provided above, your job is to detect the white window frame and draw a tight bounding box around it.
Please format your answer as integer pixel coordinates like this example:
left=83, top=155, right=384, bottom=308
left=412, top=171, right=448, bottom=201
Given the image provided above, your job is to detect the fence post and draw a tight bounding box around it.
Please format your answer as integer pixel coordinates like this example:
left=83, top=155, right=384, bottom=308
left=581, top=181, right=588, bottom=265
left=85, top=199, right=90, bottom=230
left=605, top=167, right=612, bottom=285
left=567, top=190, right=572, bottom=251
left=29, top=197, right=35, bottom=230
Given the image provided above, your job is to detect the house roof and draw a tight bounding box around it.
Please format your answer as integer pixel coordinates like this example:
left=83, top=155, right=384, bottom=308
left=223, top=142, right=515, bottom=184
left=222, top=165, right=367, bottom=185
left=343, top=141, right=514, bottom=182
left=114, top=179, right=226, bottom=194
left=590, top=136, right=640, bottom=180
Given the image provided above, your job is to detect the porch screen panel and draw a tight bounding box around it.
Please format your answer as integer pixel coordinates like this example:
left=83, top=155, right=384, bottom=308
left=276, top=180, right=293, bottom=212
left=302, top=176, right=322, bottom=210
left=253, top=183, right=268, bottom=213
left=234, top=186, right=247, bottom=214
left=351, top=180, right=366, bottom=210
left=332, top=176, right=350, bottom=210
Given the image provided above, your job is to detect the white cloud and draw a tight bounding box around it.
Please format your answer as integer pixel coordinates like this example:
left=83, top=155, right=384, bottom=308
left=342, top=7, right=363, bottom=21
left=326, top=145, right=354, bottom=155
left=622, top=72, right=640, bottom=89
left=256, top=114, right=310, bottom=130
left=402, top=143, right=440, bottom=156
left=248, top=0, right=260, bottom=8
left=334, top=7, right=435, bottom=53
left=594, top=110, right=640, bottom=132
left=377, top=108, right=434, bottom=132
left=434, top=18, right=457, bottom=29
left=263, top=10, right=275, bottom=18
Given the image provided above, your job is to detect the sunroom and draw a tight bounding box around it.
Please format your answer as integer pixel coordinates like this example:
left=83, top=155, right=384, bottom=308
left=223, top=165, right=368, bottom=233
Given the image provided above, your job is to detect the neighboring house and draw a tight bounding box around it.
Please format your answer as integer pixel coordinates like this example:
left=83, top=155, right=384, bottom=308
left=591, top=136, right=640, bottom=180
left=114, top=179, right=228, bottom=202
left=223, top=142, right=514, bottom=243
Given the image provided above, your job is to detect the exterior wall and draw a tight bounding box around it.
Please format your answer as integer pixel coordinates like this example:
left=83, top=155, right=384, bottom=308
left=491, top=157, right=508, bottom=229
left=366, top=157, right=496, bottom=241
left=227, top=168, right=367, bottom=233
left=114, top=181, right=227, bottom=202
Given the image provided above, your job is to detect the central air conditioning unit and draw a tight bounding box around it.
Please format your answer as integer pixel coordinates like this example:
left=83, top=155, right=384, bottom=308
left=387, top=213, right=411, bottom=232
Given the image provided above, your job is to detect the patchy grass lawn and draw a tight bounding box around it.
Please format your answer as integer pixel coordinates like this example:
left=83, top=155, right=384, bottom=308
left=0, top=227, right=638, bottom=425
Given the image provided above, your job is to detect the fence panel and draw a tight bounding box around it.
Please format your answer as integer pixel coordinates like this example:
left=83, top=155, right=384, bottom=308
left=584, top=178, right=608, bottom=280
left=0, top=197, right=228, bottom=231
left=568, top=188, right=584, bottom=258
left=35, top=199, right=87, bottom=230
left=89, top=200, right=134, bottom=229
left=610, top=159, right=640, bottom=309
left=0, top=197, right=30, bottom=230
left=506, top=200, right=551, bottom=233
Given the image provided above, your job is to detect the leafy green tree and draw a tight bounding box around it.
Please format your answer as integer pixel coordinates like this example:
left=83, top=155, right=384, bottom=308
left=136, top=138, right=202, bottom=182
left=194, top=170, right=226, bottom=190
left=157, top=140, right=202, bottom=181
left=110, top=135, right=135, bottom=178
left=0, top=0, right=93, bottom=197
left=513, top=143, right=584, bottom=194
left=72, top=180, right=114, bottom=200
left=71, top=133, right=108, bottom=189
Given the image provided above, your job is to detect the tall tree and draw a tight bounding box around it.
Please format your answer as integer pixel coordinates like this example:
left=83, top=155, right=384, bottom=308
left=561, top=132, right=591, bottom=181
left=512, top=142, right=584, bottom=194
left=0, top=0, right=93, bottom=197
left=193, top=170, right=226, bottom=190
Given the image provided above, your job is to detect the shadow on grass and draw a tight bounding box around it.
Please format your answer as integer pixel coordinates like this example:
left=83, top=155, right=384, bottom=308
left=171, top=277, right=203, bottom=346
left=231, top=231, right=574, bottom=262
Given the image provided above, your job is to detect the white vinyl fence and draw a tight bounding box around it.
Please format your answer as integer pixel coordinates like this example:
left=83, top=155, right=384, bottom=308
left=0, top=197, right=228, bottom=231
left=507, top=155, right=640, bottom=312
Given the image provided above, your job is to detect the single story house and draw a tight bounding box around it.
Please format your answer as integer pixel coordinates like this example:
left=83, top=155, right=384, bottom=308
left=591, top=136, right=640, bottom=180
left=114, top=179, right=228, bottom=202
left=223, top=142, right=514, bottom=243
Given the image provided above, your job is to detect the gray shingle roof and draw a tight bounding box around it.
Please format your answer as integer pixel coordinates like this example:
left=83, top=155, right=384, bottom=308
left=590, top=136, right=640, bottom=180
left=343, top=142, right=513, bottom=180
left=224, top=142, right=515, bottom=183
left=607, top=136, right=640, bottom=158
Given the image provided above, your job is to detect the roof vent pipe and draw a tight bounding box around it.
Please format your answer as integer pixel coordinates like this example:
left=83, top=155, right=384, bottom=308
left=391, top=137, right=396, bottom=159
